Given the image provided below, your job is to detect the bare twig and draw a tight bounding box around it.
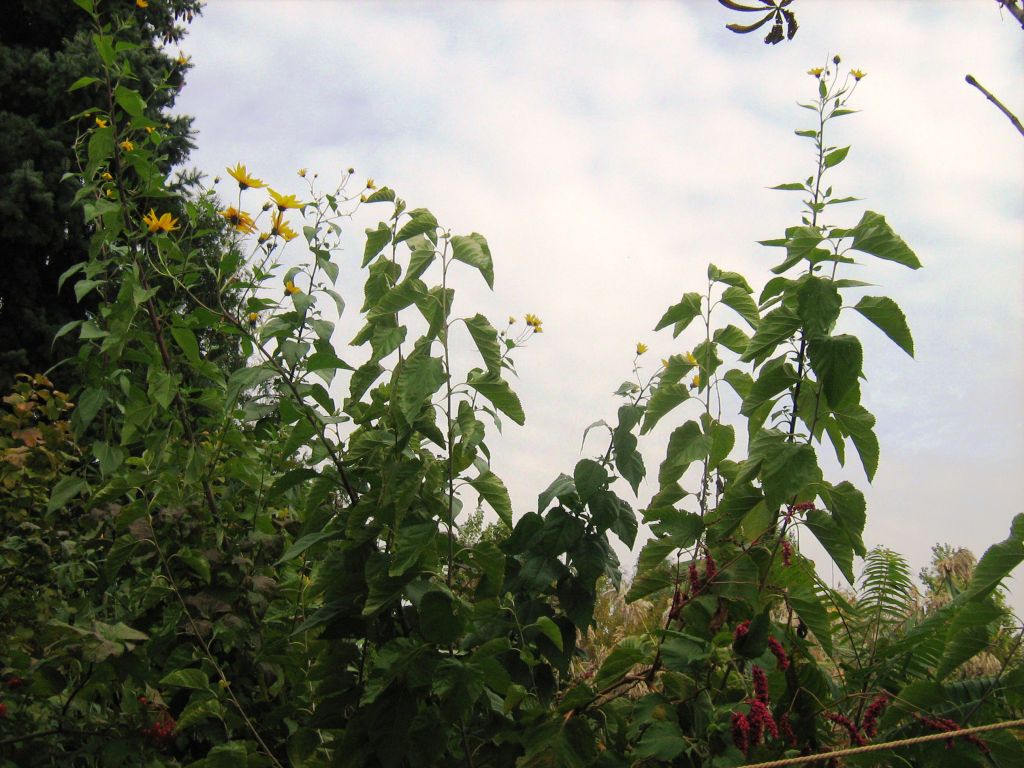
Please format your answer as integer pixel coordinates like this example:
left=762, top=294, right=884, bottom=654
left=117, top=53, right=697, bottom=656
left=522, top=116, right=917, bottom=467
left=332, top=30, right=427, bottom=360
left=965, top=74, right=1024, bottom=137
left=995, top=0, right=1024, bottom=29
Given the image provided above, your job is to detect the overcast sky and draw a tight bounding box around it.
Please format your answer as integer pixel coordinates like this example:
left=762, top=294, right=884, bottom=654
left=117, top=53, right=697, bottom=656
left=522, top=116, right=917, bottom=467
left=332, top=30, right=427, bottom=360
left=173, top=0, right=1024, bottom=609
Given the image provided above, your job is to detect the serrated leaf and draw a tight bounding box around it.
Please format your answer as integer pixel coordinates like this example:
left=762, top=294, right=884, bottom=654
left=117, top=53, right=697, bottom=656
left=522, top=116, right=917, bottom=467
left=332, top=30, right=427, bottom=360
left=395, top=354, right=446, bottom=424
left=531, top=616, right=563, bottom=652
left=797, top=276, right=841, bottom=337
left=465, top=313, right=501, bottom=373
left=740, top=307, right=800, bottom=363
left=395, top=208, right=438, bottom=243
left=451, top=232, right=495, bottom=289
left=469, top=471, right=514, bottom=529
left=573, top=459, right=607, bottom=504
left=655, top=292, right=703, bottom=336
left=362, top=222, right=392, bottom=266
left=854, top=295, right=914, bottom=357
left=808, top=334, right=863, bottom=408
left=641, top=382, right=689, bottom=435
left=721, top=286, right=760, bottom=329
left=849, top=211, right=922, bottom=269
left=467, top=369, right=524, bottom=425
left=805, top=510, right=855, bottom=583
left=160, top=668, right=210, bottom=690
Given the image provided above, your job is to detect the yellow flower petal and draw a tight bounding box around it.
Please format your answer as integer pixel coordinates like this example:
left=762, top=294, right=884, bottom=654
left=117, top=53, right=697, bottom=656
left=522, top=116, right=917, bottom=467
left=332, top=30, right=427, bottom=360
left=226, top=163, right=266, bottom=190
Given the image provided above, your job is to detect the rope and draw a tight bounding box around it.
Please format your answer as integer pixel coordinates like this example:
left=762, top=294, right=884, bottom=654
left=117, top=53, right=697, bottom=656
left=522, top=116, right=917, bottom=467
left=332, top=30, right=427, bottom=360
left=739, top=717, right=1024, bottom=768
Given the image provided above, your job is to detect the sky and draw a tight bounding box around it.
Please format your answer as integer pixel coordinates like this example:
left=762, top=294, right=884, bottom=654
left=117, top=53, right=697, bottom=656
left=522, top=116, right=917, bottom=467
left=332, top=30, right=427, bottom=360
left=173, top=0, right=1024, bottom=610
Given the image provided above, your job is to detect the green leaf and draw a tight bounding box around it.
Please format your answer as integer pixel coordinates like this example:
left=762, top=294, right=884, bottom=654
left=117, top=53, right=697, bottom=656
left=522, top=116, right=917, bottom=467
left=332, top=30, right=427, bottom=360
left=713, top=324, right=749, bottom=355
left=395, top=208, right=438, bottom=243
left=708, top=483, right=763, bottom=537
left=468, top=471, right=514, bottom=529
left=808, top=334, right=863, bottom=408
left=720, top=286, right=760, bottom=329
left=178, top=548, right=211, bottom=584
left=91, top=441, right=125, bottom=476
left=573, top=459, right=608, bottom=504
left=805, top=510, right=856, bottom=584
left=160, top=668, right=211, bottom=690
left=963, top=513, right=1024, bottom=602
left=655, top=292, right=703, bottom=336
left=362, top=222, right=392, bottom=266
left=936, top=598, right=1003, bottom=679
left=419, top=589, right=464, bottom=644
left=641, top=382, right=689, bottom=435
left=835, top=403, right=879, bottom=481
left=47, top=475, right=88, bottom=514
left=595, top=639, right=649, bottom=689
left=816, top=481, right=866, bottom=557
left=740, top=307, right=800, bottom=363
left=531, top=616, right=564, bottom=652
left=751, top=431, right=822, bottom=509
left=741, top=355, right=797, bottom=419
left=170, top=325, right=202, bottom=368
left=823, top=146, right=850, bottom=168
left=633, top=720, right=685, bottom=761
left=177, top=697, right=227, bottom=730
left=849, top=210, right=922, bottom=269
left=366, top=278, right=427, bottom=320
left=854, top=295, right=914, bottom=357
left=450, top=233, right=495, bottom=289
left=465, top=313, right=501, bottom=373
left=708, top=263, right=753, bottom=293
left=537, top=474, right=575, bottom=513
left=646, top=507, right=703, bottom=547
left=113, top=85, right=146, bottom=117
left=69, top=75, right=100, bottom=92
left=771, top=182, right=807, bottom=191
left=395, top=355, right=446, bottom=424
left=658, top=421, right=711, bottom=487
left=467, top=369, right=525, bottom=425
left=797, top=276, right=842, bottom=337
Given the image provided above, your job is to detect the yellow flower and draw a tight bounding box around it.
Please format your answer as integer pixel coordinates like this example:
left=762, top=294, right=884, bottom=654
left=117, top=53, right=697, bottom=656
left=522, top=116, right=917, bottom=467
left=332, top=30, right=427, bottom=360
left=94, top=117, right=108, bottom=128
left=359, top=195, right=367, bottom=203
left=661, top=358, right=670, bottom=369
left=219, top=206, right=256, bottom=234
left=268, top=188, right=304, bottom=211
left=685, top=352, right=698, bottom=365
left=119, top=140, right=135, bottom=152
left=136, top=0, right=148, bottom=7
left=365, top=178, right=377, bottom=190
left=226, top=163, right=266, bottom=190
left=690, top=374, right=701, bottom=389
left=270, top=210, right=298, bottom=241
left=142, top=209, right=180, bottom=234
left=145, top=126, right=155, bottom=134
left=176, top=52, right=190, bottom=66
left=807, top=67, right=824, bottom=78
left=247, top=312, right=259, bottom=325
left=850, top=69, right=867, bottom=81
left=525, top=313, right=543, bottom=332
left=508, top=315, right=516, bottom=324
left=285, top=280, right=301, bottom=295
left=636, top=342, right=648, bottom=355
left=257, top=232, right=270, bottom=244
left=297, top=168, right=307, bottom=178
left=101, top=172, right=113, bottom=181
left=105, top=189, right=114, bottom=197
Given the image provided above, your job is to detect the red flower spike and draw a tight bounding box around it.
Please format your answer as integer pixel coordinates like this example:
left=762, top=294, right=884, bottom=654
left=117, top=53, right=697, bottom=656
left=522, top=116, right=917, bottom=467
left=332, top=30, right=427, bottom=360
left=0, top=702, right=7, bottom=718
left=732, top=712, right=751, bottom=753
left=688, top=562, right=701, bottom=594
left=734, top=620, right=751, bottom=642
left=781, top=539, right=792, bottom=566
left=751, top=699, right=779, bottom=740
left=767, top=637, right=790, bottom=670
left=5, top=677, right=24, bottom=690
left=862, top=693, right=889, bottom=738
left=779, top=714, right=798, bottom=748
left=826, top=712, right=866, bottom=746
left=752, top=665, right=770, bottom=705
left=704, top=550, right=718, bottom=582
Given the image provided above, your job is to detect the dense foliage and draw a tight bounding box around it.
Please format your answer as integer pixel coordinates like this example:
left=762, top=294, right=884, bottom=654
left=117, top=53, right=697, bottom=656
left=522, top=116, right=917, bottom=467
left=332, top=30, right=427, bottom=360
left=1, top=3, right=1021, bottom=767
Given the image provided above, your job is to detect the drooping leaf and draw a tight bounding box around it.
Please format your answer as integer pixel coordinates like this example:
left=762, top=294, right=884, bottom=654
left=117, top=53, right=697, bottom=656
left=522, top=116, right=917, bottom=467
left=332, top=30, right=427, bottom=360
left=854, top=295, right=915, bottom=357
left=721, top=285, right=760, bottom=329
left=450, top=233, right=495, bottom=289
left=807, top=334, right=863, bottom=408
left=464, top=313, right=502, bottom=373
left=740, top=306, right=800, bottom=363
left=655, top=292, right=703, bottom=336
left=848, top=210, right=922, bottom=269
left=466, top=369, right=525, bottom=425
left=469, top=471, right=514, bottom=529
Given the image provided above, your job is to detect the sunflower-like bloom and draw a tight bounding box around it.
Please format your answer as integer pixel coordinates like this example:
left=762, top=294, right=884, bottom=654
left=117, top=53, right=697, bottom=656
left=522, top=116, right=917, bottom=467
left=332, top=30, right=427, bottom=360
left=136, top=0, right=148, bottom=7
left=685, top=351, right=698, bottom=366
left=508, top=316, right=516, bottom=325
left=219, top=206, right=256, bottom=234
left=850, top=69, right=866, bottom=81
left=297, top=168, right=307, bottom=178
left=807, top=67, right=824, bottom=78
left=143, top=209, right=180, bottom=234
left=284, top=280, right=301, bottom=295
left=101, top=171, right=113, bottom=181
left=176, top=52, right=190, bottom=66
left=226, top=163, right=266, bottom=190
left=145, top=126, right=155, bottom=134
left=636, top=342, right=648, bottom=355
left=366, top=178, right=377, bottom=190
left=247, top=312, right=259, bottom=326
left=270, top=210, right=298, bottom=241
left=690, top=374, right=701, bottom=389
left=95, top=117, right=108, bottom=128
left=525, top=313, right=543, bottom=332
left=268, top=189, right=305, bottom=211
left=119, top=140, right=135, bottom=152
